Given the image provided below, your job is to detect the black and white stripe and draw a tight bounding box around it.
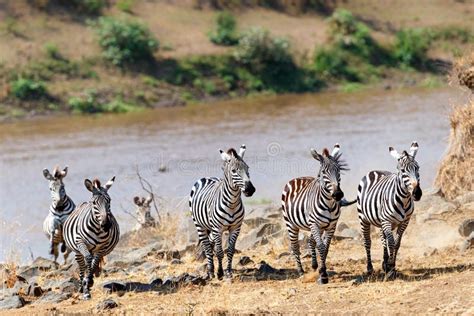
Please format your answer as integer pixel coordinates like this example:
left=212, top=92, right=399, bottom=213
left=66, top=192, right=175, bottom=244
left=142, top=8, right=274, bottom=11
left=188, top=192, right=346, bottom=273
left=42, top=166, right=75, bottom=264
left=281, top=144, right=354, bottom=284
left=357, top=142, right=422, bottom=277
left=63, top=177, right=120, bottom=300
left=189, top=145, right=255, bottom=280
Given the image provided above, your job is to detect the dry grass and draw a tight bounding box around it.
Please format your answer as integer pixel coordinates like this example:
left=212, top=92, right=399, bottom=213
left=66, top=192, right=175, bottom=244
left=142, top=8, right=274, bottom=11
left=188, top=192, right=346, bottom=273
left=435, top=54, right=474, bottom=200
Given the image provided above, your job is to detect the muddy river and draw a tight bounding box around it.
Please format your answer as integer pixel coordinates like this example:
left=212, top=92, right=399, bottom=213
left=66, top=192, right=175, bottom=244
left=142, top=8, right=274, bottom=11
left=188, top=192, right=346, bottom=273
left=0, top=87, right=460, bottom=262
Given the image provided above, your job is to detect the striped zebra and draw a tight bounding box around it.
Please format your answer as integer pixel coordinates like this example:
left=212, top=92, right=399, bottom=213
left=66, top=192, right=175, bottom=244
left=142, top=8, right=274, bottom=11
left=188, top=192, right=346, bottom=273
left=281, top=144, right=354, bottom=284
left=189, top=145, right=256, bottom=280
left=63, top=177, right=120, bottom=300
left=357, top=142, right=422, bottom=278
left=42, top=166, right=75, bottom=264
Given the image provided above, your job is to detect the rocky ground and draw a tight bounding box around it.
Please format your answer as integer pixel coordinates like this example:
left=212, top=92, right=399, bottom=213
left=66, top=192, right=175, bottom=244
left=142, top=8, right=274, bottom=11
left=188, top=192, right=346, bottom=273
left=1, top=191, right=473, bottom=314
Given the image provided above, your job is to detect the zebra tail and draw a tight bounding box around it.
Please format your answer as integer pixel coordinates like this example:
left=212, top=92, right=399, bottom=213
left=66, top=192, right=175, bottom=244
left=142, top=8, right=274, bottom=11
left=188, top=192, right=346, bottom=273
left=340, top=198, right=357, bottom=207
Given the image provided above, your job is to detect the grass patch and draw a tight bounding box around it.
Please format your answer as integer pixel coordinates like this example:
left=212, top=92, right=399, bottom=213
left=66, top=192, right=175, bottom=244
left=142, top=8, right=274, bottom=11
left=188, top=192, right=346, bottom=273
left=10, top=78, right=48, bottom=100
left=208, top=11, right=239, bottom=46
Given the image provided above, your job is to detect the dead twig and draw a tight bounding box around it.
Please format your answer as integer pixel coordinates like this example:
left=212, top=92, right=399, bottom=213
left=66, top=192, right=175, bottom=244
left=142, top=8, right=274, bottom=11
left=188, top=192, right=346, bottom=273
left=120, top=203, right=140, bottom=223
left=136, top=165, right=161, bottom=223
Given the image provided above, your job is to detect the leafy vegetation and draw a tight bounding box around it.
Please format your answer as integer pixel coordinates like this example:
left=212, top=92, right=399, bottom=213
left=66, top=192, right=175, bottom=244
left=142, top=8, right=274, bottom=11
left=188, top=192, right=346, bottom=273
left=208, top=11, right=239, bottom=46
left=68, top=90, right=139, bottom=113
left=10, top=78, right=48, bottom=100
left=393, top=28, right=431, bottom=68
left=117, top=0, right=134, bottom=13
left=95, top=17, right=159, bottom=66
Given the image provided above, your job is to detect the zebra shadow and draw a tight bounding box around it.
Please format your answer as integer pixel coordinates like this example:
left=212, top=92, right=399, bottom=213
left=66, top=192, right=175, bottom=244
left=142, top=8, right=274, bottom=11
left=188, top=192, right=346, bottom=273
left=236, top=261, right=301, bottom=282
left=337, top=263, right=473, bottom=284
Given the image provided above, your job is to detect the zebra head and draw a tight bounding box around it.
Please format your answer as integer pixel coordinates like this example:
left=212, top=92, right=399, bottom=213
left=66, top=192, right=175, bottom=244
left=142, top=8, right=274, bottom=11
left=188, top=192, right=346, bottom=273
left=84, top=176, right=115, bottom=231
left=389, top=141, right=422, bottom=201
left=219, top=144, right=256, bottom=197
left=310, top=144, right=348, bottom=202
left=43, top=166, right=68, bottom=208
left=133, top=195, right=154, bottom=226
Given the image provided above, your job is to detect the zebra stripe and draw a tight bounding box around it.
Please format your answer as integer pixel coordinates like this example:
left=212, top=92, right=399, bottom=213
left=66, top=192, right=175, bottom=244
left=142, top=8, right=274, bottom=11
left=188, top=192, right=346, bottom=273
left=42, top=166, right=75, bottom=264
left=189, top=145, right=255, bottom=280
left=63, top=177, right=119, bottom=300
left=357, top=142, right=422, bottom=277
left=281, top=144, right=353, bottom=284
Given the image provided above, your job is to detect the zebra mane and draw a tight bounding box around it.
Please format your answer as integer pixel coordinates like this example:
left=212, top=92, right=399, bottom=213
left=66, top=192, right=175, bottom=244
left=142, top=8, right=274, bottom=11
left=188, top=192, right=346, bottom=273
left=330, top=152, right=349, bottom=172
left=226, top=148, right=243, bottom=161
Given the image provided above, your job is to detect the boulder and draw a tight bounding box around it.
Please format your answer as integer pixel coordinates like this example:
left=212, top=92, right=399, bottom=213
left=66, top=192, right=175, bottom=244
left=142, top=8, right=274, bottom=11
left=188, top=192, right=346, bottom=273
left=17, top=257, right=57, bottom=279
left=34, top=291, right=71, bottom=304
left=334, top=228, right=361, bottom=240
left=96, top=299, right=118, bottom=310
left=238, top=256, right=253, bottom=266
left=336, top=222, right=350, bottom=232
left=26, top=283, right=44, bottom=297
left=59, top=279, right=79, bottom=294
left=459, top=219, right=474, bottom=237
left=0, top=295, right=25, bottom=310
left=102, top=281, right=127, bottom=294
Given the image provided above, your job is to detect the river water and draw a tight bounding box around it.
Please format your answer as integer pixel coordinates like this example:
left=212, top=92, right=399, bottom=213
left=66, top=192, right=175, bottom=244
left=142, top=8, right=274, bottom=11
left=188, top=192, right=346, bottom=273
left=0, top=87, right=459, bottom=262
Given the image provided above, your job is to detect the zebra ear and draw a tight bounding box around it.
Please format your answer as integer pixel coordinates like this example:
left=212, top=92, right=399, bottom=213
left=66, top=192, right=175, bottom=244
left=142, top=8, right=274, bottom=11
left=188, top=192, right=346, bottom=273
left=84, top=179, right=95, bottom=192
left=409, top=141, right=419, bottom=157
left=389, top=147, right=401, bottom=160
left=60, top=166, right=68, bottom=178
left=43, top=168, right=54, bottom=180
left=220, top=149, right=231, bottom=162
left=133, top=196, right=141, bottom=206
left=239, top=144, right=246, bottom=158
left=310, top=148, right=322, bottom=162
left=331, top=143, right=340, bottom=156
left=105, top=176, right=115, bottom=190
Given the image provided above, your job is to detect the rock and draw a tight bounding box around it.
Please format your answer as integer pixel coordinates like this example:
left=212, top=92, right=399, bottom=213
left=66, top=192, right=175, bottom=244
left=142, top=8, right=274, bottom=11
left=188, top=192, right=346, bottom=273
left=453, top=192, right=474, bottom=205
left=35, top=291, right=71, bottom=304
left=459, top=219, right=474, bottom=237
left=11, top=280, right=28, bottom=295
left=335, top=228, right=361, bottom=240
left=336, top=222, right=349, bottom=232
left=59, top=280, right=79, bottom=294
left=17, top=257, right=57, bottom=279
left=102, top=281, right=127, bottom=293
left=162, top=273, right=206, bottom=289
left=460, top=233, right=474, bottom=252
left=238, top=222, right=283, bottom=250
left=238, top=256, right=253, bottom=266
left=416, top=195, right=458, bottom=220
left=96, top=299, right=118, bottom=310
left=148, top=277, right=163, bottom=287
left=0, top=295, right=25, bottom=310
left=26, top=284, right=44, bottom=297
left=170, top=259, right=182, bottom=265
left=277, top=252, right=290, bottom=259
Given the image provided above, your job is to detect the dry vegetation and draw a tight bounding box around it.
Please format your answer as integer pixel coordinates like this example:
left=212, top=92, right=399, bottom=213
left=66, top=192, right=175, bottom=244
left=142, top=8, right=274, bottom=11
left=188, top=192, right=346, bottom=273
left=435, top=54, right=474, bottom=200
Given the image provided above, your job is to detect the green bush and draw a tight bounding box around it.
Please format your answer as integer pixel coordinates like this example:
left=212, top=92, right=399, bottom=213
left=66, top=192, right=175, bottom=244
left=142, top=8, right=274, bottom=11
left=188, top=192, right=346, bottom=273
left=68, top=90, right=102, bottom=113
left=103, top=99, right=138, bottom=113
left=313, top=47, right=359, bottom=81
left=10, top=78, right=48, bottom=100
left=95, top=17, right=159, bottom=66
left=43, top=42, right=61, bottom=60
left=117, top=0, right=134, bottom=13
left=208, top=11, right=239, bottom=46
left=74, top=0, right=106, bottom=14
left=393, top=28, right=431, bottom=67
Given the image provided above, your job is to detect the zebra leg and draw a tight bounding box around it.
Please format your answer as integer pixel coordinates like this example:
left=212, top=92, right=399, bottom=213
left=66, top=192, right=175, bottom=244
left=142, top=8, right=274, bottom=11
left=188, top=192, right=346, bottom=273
left=75, top=253, right=86, bottom=294
left=225, top=227, right=241, bottom=279
left=381, top=221, right=396, bottom=279
left=286, top=224, right=303, bottom=275
left=310, top=225, right=328, bottom=284
left=86, top=254, right=101, bottom=290
left=393, top=220, right=410, bottom=270
left=197, top=226, right=215, bottom=279
left=380, top=230, right=389, bottom=272
left=361, top=221, right=373, bottom=274
left=211, top=230, right=225, bottom=280
left=63, top=247, right=71, bottom=265
left=308, top=235, right=318, bottom=271
left=76, top=242, right=93, bottom=299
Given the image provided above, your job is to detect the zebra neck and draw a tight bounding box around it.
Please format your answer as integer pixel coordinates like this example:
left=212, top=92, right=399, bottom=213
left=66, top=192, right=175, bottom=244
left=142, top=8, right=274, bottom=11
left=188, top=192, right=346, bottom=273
left=51, top=195, right=73, bottom=213
left=221, top=172, right=241, bottom=208
left=315, top=183, right=337, bottom=210
left=395, top=174, right=412, bottom=205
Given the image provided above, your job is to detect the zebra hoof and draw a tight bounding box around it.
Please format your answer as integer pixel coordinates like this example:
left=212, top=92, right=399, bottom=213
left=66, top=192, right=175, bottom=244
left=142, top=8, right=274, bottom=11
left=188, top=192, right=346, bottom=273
left=83, top=293, right=91, bottom=300
left=217, top=270, right=224, bottom=280
left=61, top=244, right=66, bottom=253
left=317, top=277, right=329, bottom=285
left=384, top=269, right=397, bottom=281
left=206, top=273, right=215, bottom=280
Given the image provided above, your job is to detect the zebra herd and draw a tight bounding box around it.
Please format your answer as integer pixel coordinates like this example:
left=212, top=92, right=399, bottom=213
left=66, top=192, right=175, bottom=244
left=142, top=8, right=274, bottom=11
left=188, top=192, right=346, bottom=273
left=42, top=142, right=422, bottom=299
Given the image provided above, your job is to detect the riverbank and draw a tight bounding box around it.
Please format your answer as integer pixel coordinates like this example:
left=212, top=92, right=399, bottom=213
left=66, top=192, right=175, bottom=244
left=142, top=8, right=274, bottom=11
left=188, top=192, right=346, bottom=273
left=0, top=1, right=472, bottom=122
left=1, top=191, right=473, bottom=313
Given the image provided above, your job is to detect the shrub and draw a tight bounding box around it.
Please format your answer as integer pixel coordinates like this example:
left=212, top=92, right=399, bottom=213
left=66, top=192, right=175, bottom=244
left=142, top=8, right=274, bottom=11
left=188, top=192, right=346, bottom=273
left=74, top=0, right=105, bottom=14
left=68, top=90, right=102, bottom=113
left=95, top=17, right=159, bottom=66
left=313, top=47, right=359, bottom=81
left=393, top=28, right=431, bottom=67
left=208, top=11, right=239, bottom=46
left=10, top=78, right=48, bottom=100
left=103, top=99, right=138, bottom=113
left=117, top=0, right=134, bottom=13
left=43, top=42, right=61, bottom=60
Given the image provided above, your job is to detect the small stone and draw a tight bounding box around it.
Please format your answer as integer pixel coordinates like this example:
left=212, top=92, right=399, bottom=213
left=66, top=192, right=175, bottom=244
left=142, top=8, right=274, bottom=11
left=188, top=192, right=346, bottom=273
left=238, top=256, right=253, bottom=266
left=158, top=164, right=167, bottom=172
left=459, top=219, right=474, bottom=238
left=277, top=252, right=290, bottom=259
left=0, top=295, right=25, bottom=310
left=96, top=299, right=118, bottom=310
left=102, top=281, right=126, bottom=293
left=170, top=259, right=182, bottom=265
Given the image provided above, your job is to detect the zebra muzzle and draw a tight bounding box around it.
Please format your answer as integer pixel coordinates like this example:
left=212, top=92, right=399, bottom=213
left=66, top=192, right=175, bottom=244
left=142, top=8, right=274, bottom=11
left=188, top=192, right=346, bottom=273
left=332, top=189, right=344, bottom=201
left=413, top=185, right=422, bottom=201
left=243, top=181, right=256, bottom=197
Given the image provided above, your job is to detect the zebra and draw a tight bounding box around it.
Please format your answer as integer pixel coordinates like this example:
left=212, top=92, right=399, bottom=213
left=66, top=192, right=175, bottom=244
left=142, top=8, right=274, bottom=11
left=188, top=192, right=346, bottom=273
left=357, top=142, right=422, bottom=278
left=189, top=144, right=256, bottom=280
left=42, top=166, right=75, bottom=264
left=281, top=144, right=355, bottom=284
left=63, top=177, right=120, bottom=300
left=133, top=195, right=156, bottom=230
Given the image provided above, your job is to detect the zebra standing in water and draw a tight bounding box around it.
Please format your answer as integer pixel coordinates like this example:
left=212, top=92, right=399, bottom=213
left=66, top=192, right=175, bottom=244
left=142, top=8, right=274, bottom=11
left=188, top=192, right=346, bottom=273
left=42, top=166, right=75, bottom=264
left=63, top=177, right=119, bottom=300
left=281, top=144, right=354, bottom=284
left=357, top=142, right=422, bottom=278
left=189, top=145, right=255, bottom=280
